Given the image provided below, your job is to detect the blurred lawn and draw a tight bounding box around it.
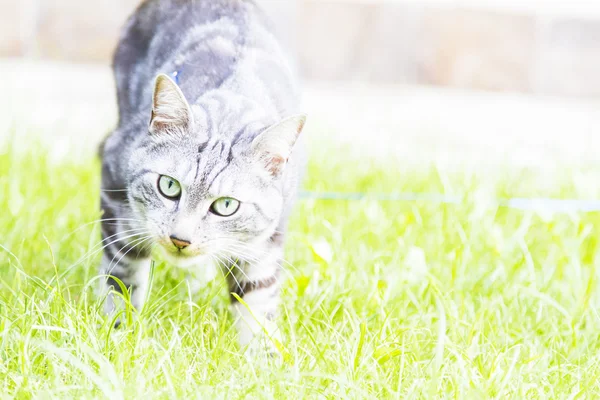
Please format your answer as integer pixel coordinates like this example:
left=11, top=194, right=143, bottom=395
left=1, top=141, right=600, bottom=398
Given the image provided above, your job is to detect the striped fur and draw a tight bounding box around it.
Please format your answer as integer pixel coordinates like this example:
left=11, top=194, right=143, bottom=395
left=99, top=0, right=306, bottom=352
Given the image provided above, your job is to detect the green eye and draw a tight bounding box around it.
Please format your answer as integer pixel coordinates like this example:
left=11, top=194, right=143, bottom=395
left=210, top=197, right=240, bottom=217
left=158, top=175, right=181, bottom=199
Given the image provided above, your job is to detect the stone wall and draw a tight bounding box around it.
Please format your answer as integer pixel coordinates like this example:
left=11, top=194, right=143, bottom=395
left=2, top=0, right=600, bottom=97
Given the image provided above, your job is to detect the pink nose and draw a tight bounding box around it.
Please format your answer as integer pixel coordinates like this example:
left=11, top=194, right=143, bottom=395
left=170, top=236, right=191, bottom=249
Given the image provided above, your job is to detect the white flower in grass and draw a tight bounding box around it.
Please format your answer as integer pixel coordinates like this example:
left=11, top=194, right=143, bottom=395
left=403, top=246, right=428, bottom=284
left=311, top=238, right=333, bottom=264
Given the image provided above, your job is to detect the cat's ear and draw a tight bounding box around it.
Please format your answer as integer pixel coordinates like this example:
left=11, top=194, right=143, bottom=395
left=251, top=114, right=307, bottom=176
left=149, top=74, right=193, bottom=135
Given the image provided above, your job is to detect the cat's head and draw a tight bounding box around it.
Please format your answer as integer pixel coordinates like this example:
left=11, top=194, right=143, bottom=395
left=128, top=74, right=306, bottom=267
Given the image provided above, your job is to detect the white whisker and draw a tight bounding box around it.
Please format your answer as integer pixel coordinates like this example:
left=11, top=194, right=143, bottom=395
left=212, top=254, right=244, bottom=295
left=220, top=253, right=252, bottom=282
left=58, top=218, right=145, bottom=243
left=108, top=236, right=154, bottom=274
left=50, top=228, right=151, bottom=285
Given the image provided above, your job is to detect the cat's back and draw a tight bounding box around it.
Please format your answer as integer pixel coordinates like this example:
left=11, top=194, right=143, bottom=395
left=113, top=0, right=272, bottom=123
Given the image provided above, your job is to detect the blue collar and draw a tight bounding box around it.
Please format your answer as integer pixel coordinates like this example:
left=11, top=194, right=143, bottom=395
left=171, top=70, right=180, bottom=85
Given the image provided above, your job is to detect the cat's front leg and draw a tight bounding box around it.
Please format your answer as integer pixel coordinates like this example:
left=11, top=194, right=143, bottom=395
left=228, top=252, right=282, bottom=355
left=99, top=199, right=152, bottom=321
left=101, top=252, right=151, bottom=318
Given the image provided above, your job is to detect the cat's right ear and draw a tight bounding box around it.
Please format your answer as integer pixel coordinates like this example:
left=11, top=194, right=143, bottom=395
left=149, top=74, right=193, bottom=135
left=251, top=114, right=307, bottom=176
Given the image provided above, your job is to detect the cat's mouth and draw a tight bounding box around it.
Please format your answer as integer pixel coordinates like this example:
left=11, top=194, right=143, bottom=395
left=158, top=244, right=209, bottom=268
left=161, top=242, right=196, bottom=257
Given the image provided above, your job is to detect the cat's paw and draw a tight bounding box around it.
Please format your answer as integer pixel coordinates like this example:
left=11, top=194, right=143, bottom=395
left=243, top=339, right=283, bottom=365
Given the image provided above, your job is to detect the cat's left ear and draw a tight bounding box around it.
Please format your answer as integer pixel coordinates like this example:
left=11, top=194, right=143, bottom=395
left=149, top=74, right=193, bottom=135
left=251, top=114, right=307, bottom=176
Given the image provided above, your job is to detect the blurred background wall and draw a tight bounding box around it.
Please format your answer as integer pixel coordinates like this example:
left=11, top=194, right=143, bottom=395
left=2, top=0, right=600, bottom=97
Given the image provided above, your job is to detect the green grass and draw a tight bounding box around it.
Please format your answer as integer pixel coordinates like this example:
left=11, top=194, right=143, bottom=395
left=2, top=142, right=600, bottom=398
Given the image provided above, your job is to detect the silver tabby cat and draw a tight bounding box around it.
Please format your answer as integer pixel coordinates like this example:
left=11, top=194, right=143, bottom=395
left=99, top=0, right=306, bottom=352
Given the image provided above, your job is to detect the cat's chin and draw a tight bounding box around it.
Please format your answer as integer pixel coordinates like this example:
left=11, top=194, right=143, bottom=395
left=157, top=247, right=211, bottom=269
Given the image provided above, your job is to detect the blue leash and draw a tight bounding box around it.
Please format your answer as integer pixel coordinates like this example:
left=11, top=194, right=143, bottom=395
left=171, top=70, right=181, bottom=85
left=300, top=191, right=461, bottom=203
left=299, top=191, right=600, bottom=213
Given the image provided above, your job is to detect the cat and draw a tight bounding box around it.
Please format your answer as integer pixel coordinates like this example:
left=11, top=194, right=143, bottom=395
left=98, top=0, right=306, bottom=353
